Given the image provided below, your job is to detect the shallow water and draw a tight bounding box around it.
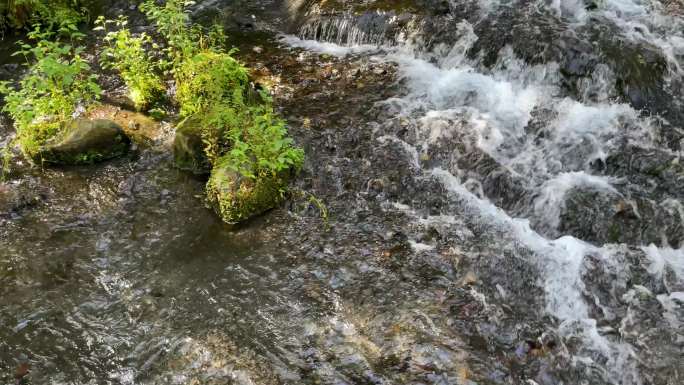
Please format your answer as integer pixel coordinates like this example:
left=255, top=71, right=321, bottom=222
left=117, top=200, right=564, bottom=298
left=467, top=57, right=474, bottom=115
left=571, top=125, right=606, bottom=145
left=2, top=0, right=684, bottom=384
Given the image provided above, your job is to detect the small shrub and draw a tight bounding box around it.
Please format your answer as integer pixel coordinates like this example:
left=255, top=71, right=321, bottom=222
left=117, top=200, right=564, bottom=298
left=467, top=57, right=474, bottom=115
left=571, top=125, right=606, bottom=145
left=227, top=102, right=304, bottom=179
left=201, top=98, right=304, bottom=179
left=140, top=0, right=225, bottom=71
left=95, top=16, right=165, bottom=111
left=142, top=0, right=304, bottom=222
left=0, top=23, right=101, bottom=158
left=1, top=0, right=86, bottom=30
left=175, top=51, right=249, bottom=117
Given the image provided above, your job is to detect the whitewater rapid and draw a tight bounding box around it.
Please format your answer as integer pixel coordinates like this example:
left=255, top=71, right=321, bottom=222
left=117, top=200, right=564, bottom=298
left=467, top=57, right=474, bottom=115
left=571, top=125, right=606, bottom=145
left=281, top=0, right=684, bottom=382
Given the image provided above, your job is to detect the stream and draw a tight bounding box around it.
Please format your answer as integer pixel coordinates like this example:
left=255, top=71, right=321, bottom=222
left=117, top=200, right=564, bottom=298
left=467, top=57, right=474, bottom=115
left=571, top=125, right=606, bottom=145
left=1, top=0, right=683, bottom=384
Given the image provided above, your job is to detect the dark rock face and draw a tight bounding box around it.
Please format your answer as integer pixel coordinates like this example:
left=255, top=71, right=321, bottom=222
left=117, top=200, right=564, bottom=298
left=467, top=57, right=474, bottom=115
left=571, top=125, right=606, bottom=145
left=601, top=146, right=684, bottom=200
left=558, top=187, right=683, bottom=248
left=36, top=119, right=130, bottom=165
left=173, top=117, right=211, bottom=175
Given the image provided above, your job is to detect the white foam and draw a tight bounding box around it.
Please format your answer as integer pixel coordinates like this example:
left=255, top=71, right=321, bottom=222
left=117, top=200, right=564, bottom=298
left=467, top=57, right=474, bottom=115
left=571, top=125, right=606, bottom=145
left=280, top=35, right=379, bottom=56
left=642, top=244, right=684, bottom=280
left=431, top=168, right=641, bottom=383
left=533, top=172, right=621, bottom=230
left=283, top=7, right=682, bottom=383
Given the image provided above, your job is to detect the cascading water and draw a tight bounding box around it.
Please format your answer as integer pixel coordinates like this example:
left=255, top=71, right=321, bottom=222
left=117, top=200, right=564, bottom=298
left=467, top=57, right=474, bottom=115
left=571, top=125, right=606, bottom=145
left=285, top=0, right=684, bottom=383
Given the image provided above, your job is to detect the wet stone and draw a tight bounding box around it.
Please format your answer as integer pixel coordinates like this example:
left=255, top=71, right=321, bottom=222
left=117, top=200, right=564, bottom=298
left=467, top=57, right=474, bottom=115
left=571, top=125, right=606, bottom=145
left=36, top=119, right=130, bottom=165
left=558, top=188, right=683, bottom=247
left=173, top=116, right=211, bottom=175
left=0, top=180, right=46, bottom=217
left=206, top=157, right=293, bottom=224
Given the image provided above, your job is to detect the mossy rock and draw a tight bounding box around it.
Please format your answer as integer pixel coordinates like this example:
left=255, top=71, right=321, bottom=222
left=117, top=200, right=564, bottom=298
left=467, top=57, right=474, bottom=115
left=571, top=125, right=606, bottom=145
left=34, top=119, right=130, bottom=165
left=86, top=105, right=164, bottom=147
left=206, top=157, right=292, bottom=224
left=173, top=116, right=212, bottom=175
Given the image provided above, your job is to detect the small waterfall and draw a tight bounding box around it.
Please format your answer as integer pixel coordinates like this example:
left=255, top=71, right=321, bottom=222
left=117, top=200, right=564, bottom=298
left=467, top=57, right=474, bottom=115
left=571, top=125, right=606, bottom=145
left=295, top=10, right=431, bottom=49
left=299, top=14, right=389, bottom=47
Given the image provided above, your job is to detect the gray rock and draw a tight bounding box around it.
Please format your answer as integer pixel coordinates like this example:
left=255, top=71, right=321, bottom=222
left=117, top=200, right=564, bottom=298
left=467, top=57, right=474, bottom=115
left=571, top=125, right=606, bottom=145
left=558, top=188, right=683, bottom=247
left=36, top=119, right=130, bottom=165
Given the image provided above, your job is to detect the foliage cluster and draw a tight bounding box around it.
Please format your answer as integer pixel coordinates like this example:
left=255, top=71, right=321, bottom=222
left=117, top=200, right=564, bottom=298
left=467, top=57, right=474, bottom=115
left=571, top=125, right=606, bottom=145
left=141, top=0, right=304, bottom=180
left=0, top=23, right=101, bottom=158
left=0, top=0, right=85, bottom=31
left=175, top=50, right=248, bottom=117
left=140, top=0, right=225, bottom=71
left=95, top=16, right=165, bottom=111
left=0, top=0, right=303, bottom=192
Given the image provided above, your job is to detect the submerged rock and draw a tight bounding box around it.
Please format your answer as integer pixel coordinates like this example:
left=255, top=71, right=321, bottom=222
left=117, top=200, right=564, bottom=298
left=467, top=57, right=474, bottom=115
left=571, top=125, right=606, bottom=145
left=173, top=117, right=211, bottom=175
left=0, top=180, right=45, bottom=216
left=85, top=105, right=164, bottom=146
left=35, top=119, right=130, bottom=165
left=206, top=157, right=291, bottom=224
left=558, top=188, right=683, bottom=247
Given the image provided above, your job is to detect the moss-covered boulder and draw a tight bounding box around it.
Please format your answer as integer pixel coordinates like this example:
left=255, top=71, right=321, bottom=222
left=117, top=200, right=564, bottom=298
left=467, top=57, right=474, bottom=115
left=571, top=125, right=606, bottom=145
left=206, top=156, right=292, bottom=224
left=173, top=117, right=211, bottom=175
left=35, top=119, right=130, bottom=165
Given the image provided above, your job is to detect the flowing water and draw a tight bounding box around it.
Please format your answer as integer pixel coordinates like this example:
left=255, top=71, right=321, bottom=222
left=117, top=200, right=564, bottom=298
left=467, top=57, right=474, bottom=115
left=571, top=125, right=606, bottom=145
left=1, top=0, right=683, bottom=384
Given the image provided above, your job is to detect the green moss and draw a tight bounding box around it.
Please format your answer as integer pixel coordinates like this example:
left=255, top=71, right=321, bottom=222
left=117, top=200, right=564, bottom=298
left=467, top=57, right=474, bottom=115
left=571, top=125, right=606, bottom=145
left=206, top=156, right=290, bottom=224
left=17, top=121, right=61, bottom=160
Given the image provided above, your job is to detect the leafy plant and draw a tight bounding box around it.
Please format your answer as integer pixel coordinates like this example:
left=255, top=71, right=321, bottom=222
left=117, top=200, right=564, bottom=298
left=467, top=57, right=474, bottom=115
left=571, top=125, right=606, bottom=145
left=1, top=143, right=13, bottom=181
left=308, top=193, right=329, bottom=225
left=175, top=51, right=249, bottom=117
left=1, top=0, right=86, bottom=31
left=95, top=16, right=165, bottom=111
left=0, top=23, right=101, bottom=158
left=141, top=0, right=304, bottom=215
left=139, top=0, right=225, bottom=71
left=202, top=98, right=304, bottom=179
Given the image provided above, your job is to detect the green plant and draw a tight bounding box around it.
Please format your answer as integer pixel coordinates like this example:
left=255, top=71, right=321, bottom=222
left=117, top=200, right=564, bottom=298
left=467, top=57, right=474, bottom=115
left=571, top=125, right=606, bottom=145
left=202, top=99, right=304, bottom=179
left=0, top=23, right=101, bottom=158
left=141, top=0, right=304, bottom=222
left=1, top=0, right=86, bottom=30
left=308, top=193, right=329, bottom=224
left=95, top=16, right=165, bottom=111
left=175, top=51, right=249, bottom=117
left=139, top=0, right=225, bottom=71
left=1, top=143, right=13, bottom=181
